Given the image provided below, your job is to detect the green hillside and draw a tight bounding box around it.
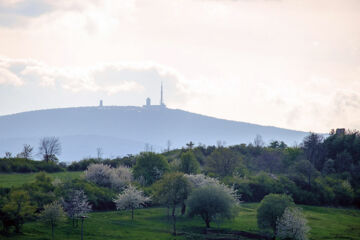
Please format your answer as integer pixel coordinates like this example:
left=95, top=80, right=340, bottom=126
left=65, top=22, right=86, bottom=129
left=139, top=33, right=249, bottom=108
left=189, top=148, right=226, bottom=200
left=0, top=171, right=82, bottom=187
left=2, top=204, right=359, bottom=240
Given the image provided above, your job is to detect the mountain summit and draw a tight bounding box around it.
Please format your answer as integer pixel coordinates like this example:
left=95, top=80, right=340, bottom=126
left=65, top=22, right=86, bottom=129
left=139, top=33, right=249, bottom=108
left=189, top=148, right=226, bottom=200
left=0, top=106, right=309, bottom=161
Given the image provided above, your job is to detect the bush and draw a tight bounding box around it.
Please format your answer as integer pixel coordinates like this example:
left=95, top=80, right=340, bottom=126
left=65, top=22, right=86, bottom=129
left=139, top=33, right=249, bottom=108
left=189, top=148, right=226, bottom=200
left=257, top=194, right=295, bottom=235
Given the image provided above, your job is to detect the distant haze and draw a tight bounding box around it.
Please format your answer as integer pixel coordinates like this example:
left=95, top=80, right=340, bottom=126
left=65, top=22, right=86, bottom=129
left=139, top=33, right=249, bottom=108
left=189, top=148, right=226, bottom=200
left=0, top=106, right=309, bottom=161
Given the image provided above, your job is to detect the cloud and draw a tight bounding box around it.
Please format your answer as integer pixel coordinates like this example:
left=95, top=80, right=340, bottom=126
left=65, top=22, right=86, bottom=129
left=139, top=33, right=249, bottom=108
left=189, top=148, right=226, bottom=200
left=0, top=56, right=187, bottom=103
left=0, top=0, right=53, bottom=26
left=0, top=66, right=23, bottom=86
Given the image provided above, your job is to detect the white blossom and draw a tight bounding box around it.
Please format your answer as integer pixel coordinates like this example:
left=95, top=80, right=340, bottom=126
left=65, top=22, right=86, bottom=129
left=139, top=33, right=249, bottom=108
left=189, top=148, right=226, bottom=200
left=113, top=185, right=150, bottom=220
left=85, top=163, right=133, bottom=190
left=62, top=190, right=92, bottom=220
left=84, top=163, right=113, bottom=187
left=185, top=174, right=239, bottom=202
left=276, top=207, right=310, bottom=240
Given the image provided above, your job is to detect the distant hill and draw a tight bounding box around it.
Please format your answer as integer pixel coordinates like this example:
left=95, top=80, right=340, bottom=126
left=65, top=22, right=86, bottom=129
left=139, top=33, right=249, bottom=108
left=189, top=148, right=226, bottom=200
left=0, top=106, right=309, bottom=162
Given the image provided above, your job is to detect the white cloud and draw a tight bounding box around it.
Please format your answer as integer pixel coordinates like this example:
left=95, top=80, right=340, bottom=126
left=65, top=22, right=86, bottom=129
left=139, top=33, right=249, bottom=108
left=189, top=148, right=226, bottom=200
left=0, top=57, right=187, bottom=99
left=0, top=66, right=23, bottom=86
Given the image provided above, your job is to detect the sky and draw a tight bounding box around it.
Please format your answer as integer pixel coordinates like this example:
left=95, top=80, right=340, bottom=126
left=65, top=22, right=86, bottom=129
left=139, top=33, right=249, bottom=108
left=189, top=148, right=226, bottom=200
left=0, top=0, right=359, bottom=133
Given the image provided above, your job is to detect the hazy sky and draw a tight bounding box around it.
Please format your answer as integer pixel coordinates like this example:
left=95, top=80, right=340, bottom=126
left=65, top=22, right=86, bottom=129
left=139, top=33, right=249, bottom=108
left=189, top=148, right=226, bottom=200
left=0, top=0, right=359, bottom=133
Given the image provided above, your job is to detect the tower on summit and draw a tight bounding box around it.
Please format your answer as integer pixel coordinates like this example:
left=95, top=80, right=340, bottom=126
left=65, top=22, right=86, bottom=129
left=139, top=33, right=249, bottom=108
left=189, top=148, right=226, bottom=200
left=143, top=83, right=166, bottom=108
left=160, top=82, right=166, bottom=107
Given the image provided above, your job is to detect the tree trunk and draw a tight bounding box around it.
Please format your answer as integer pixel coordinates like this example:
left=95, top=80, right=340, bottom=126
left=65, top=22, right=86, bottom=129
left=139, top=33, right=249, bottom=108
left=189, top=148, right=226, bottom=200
left=131, top=208, right=134, bottom=222
left=205, top=219, right=210, bottom=228
left=181, top=202, right=186, bottom=215
left=51, top=223, right=54, bottom=240
left=81, top=218, right=84, bottom=240
left=172, top=206, right=176, bottom=235
left=167, top=206, right=170, bottom=222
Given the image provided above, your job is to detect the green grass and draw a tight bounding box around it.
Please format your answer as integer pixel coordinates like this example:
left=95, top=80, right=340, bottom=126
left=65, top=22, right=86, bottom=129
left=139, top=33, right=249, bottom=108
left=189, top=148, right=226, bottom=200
left=0, top=171, right=83, bottom=187
left=2, top=203, right=360, bottom=240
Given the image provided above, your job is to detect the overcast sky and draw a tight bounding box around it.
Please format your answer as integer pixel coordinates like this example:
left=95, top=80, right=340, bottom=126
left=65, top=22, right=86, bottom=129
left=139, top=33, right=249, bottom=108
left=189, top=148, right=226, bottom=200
left=0, top=0, right=359, bottom=132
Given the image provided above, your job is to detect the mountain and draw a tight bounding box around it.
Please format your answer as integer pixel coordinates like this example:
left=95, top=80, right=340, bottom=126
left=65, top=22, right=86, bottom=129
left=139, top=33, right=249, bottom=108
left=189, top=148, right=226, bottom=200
left=0, top=106, right=309, bottom=162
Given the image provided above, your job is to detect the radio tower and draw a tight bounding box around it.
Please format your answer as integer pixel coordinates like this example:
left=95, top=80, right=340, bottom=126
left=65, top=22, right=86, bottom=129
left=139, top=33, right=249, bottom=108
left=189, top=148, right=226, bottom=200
left=160, top=82, right=165, bottom=107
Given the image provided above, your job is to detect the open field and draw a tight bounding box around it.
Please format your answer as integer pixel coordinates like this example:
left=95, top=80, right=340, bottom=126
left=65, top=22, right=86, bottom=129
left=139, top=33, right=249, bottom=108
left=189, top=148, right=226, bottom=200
left=2, top=203, right=360, bottom=240
left=0, top=171, right=83, bottom=187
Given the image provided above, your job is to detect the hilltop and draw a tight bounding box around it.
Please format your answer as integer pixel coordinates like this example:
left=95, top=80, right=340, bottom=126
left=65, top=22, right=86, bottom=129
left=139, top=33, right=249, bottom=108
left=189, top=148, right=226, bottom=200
left=0, top=106, right=309, bottom=161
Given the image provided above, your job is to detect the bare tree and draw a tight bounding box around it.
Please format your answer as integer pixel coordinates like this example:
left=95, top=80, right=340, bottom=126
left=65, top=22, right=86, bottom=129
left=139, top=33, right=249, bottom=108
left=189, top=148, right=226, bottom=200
left=39, top=137, right=61, bottom=163
left=166, top=140, right=172, bottom=152
left=254, top=134, right=265, bottom=147
left=5, top=152, right=12, bottom=158
left=18, top=144, right=33, bottom=160
left=96, top=147, right=103, bottom=160
left=186, top=141, right=195, bottom=150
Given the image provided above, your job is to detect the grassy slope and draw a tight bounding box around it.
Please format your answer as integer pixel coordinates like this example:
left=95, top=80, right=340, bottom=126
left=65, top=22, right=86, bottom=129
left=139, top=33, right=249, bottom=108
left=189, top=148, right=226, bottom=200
left=3, top=203, right=360, bottom=240
left=0, top=171, right=83, bottom=187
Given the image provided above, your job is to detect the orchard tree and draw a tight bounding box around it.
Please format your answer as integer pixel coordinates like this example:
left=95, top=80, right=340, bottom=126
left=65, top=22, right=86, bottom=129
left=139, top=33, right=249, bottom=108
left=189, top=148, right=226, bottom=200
left=153, top=172, right=191, bottom=235
left=133, top=152, right=169, bottom=186
left=276, top=207, right=310, bottom=240
left=257, top=194, right=295, bottom=236
left=62, top=190, right=92, bottom=227
left=179, top=151, right=200, bottom=174
left=187, top=185, right=238, bottom=231
left=113, top=185, right=150, bottom=221
left=39, top=137, right=61, bottom=163
left=40, top=201, right=66, bottom=240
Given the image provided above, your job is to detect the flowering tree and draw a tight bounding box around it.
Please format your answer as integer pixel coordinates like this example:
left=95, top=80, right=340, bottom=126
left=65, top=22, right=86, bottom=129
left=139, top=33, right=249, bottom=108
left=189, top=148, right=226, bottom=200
left=276, top=207, right=310, bottom=240
left=62, top=190, right=92, bottom=227
left=185, top=174, right=238, bottom=199
left=113, top=185, right=150, bottom=221
left=110, top=166, right=133, bottom=191
left=84, top=164, right=132, bottom=190
left=84, top=163, right=113, bottom=187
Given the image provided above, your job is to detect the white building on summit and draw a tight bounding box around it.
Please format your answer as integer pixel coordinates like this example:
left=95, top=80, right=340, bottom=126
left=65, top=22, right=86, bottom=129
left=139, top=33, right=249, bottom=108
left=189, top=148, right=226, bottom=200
left=143, top=82, right=167, bottom=108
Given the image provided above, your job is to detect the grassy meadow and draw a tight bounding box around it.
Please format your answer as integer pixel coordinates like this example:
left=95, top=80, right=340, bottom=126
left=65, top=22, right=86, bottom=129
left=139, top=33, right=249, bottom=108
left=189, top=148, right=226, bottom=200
left=1, top=203, right=359, bottom=240
left=0, top=171, right=83, bottom=187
